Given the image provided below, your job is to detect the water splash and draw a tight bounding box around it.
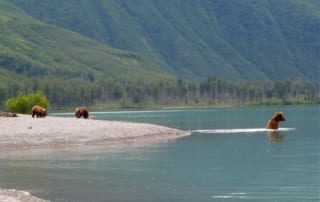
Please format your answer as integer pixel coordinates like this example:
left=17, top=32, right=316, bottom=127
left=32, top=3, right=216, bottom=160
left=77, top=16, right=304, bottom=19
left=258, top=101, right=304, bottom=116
left=192, top=128, right=295, bottom=134
left=210, top=192, right=248, bottom=200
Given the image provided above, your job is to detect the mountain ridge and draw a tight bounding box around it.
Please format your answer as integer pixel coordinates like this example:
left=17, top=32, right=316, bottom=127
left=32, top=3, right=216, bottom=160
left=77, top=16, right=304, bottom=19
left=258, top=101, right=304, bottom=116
left=2, top=0, right=320, bottom=81
left=0, top=0, right=176, bottom=85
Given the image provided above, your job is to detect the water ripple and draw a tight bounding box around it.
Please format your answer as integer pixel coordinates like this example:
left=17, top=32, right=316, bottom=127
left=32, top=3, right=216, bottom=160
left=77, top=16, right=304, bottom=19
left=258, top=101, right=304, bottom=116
left=192, top=128, right=295, bottom=134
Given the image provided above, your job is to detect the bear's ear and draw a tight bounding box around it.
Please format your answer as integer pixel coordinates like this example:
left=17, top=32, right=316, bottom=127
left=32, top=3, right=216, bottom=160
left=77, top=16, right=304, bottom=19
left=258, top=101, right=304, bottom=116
left=276, top=112, right=285, bottom=120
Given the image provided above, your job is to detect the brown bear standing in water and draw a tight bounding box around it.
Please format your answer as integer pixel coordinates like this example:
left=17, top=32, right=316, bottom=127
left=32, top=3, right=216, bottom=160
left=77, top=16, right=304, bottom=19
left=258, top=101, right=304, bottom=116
left=75, top=106, right=89, bottom=119
left=266, top=112, right=285, bottom=129
left=31, top=105, right=47, bottom=118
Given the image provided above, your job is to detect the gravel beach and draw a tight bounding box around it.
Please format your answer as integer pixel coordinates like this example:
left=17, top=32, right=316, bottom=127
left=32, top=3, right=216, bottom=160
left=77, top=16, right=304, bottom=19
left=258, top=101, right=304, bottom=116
left=0, top=114, right=190, bottom=201
left=0, top=189, right=49, bottom=202
left=0, top=114, right=189, bottom=150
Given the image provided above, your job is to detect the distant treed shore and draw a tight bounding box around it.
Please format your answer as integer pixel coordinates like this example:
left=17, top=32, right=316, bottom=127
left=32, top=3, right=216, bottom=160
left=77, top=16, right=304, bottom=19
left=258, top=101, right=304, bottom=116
left=0, top=77, right=319, bottom=110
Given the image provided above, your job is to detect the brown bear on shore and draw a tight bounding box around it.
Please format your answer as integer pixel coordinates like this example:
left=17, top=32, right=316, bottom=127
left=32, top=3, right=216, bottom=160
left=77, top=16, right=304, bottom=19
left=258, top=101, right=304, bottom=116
left=31, top=105, right=47, bottom=118
left=75, top=106, right=89, bottom=119
left=266, top=112, right=285, bottom=129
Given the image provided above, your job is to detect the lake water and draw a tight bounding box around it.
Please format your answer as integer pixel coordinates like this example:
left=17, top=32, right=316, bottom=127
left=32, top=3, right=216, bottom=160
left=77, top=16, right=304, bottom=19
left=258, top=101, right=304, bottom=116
left=0, top=105, right=319, bottom=201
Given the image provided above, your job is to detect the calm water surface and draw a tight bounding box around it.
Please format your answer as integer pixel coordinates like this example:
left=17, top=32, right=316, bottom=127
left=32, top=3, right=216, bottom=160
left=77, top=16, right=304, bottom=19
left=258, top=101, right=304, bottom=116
left=0, top=105, right=319, bottom=201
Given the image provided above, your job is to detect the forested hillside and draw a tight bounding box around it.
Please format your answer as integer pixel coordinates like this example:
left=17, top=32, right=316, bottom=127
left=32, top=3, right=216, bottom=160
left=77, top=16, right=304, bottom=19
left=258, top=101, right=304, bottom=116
left=9, top=0, right=320, bottom=80
left=0, top=0, right=319, bottom=109
left=0, top=0, right=175, bottom=85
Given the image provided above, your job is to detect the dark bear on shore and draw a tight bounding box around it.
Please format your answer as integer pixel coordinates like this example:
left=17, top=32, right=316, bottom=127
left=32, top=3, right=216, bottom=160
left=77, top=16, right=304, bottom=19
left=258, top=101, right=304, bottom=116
left=31, top=105, right=47, bottom=118
left=266, top=112, right=285, bottom=129
left=75, top=106, right=89, bottom=119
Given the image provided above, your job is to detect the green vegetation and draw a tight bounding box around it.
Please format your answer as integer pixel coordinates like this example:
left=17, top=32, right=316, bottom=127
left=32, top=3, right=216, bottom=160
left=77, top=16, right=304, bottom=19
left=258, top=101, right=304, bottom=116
left=8, top=0, right=320, bottom=80
left=0, top=1, right=318, bottom=111
left=5, top=91, right=49, bottom=114
left=1, top=77, right=318, bottom=111
left=0, top=0, right=175, bottom=86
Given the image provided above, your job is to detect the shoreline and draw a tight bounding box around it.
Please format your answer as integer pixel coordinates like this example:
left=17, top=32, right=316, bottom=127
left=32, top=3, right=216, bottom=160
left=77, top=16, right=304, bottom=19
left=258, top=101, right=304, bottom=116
left=0, top=114, right=190, bottom=201
left=0, top=189, right=49, bottom=202
left=0, top=114, right=190, bottom=151
left=50, top=103, right=320, bottom=114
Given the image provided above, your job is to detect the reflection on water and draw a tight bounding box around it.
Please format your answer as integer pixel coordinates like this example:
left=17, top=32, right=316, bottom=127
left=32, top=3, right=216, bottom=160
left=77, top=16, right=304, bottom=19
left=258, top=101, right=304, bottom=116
left=0, top=105, right=319, bottom=201
left=267, top=131, right=284, bottom=142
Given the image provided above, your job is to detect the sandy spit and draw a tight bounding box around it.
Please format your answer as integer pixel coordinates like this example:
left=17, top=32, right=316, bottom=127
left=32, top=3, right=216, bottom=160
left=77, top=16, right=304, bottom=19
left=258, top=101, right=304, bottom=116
left=0, top=114, right=190, bottom=150
left=0, top=114, right=189, bottom=201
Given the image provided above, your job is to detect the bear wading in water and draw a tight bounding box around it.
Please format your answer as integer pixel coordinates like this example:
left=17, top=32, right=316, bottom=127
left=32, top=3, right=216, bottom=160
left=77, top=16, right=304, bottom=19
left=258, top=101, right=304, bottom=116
left=31, top=105, right=47, bottom=118
left=266, top=112, right=285, bottom=129
left=75, top=106, right=89, bottom=119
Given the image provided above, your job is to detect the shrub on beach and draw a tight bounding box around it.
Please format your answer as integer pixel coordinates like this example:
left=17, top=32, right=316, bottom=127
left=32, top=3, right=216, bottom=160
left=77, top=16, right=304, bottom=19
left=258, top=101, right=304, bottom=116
left=5, top=91, right=49, bottom=114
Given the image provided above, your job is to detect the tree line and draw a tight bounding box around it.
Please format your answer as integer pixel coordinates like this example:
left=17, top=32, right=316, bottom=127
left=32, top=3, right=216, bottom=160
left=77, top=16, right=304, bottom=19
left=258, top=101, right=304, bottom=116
left=0, top=76, right=319, bottom=110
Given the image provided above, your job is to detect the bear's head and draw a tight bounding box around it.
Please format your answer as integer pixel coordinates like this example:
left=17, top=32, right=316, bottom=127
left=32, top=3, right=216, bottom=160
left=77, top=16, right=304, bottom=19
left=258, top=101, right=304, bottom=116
left=272, top=112, right=285, bottom=122
left=75, top=108, right=81, bottom=118
left=42, top=109, right=47, bottom=117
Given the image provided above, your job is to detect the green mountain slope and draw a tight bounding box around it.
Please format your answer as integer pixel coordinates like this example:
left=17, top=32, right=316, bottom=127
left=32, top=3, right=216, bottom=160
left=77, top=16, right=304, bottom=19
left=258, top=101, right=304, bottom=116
left=0, top=0, right=175, bottom=86
left=8, top=0, right=320, bottom=81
